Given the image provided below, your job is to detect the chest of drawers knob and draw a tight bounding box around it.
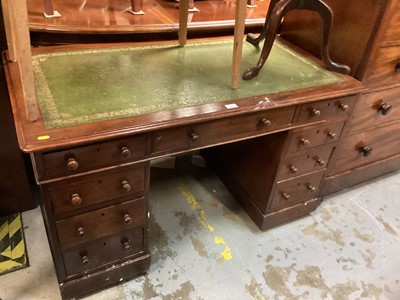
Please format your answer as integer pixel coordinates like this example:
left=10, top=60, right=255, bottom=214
left=338, top=103, right=349, bottom=111
left=327, top=131, right=337, bottom=139
left=189, top=132, right=199, bottom=142
left=66, top=157, right=79, bottom=170
left=77, top=226, right=86, bottom=237
left=358, top=145, right=373, bottom=157
left=123, top=213, right=133, bottom=224
left=377, top=102, right=392, bottom=115
left=259, top=118, right=271, bottom=127
left=281, top=192, right=291, bottom=200
left=289, top=165, right=298, bottom=173
left=122, top=240, right=132, bottom=251
left=315, top=158, right=325, bottom=166
left=306, top=184, right=316, bottom=192
left=120, top=146, right=132, bottom=158
left=299, top=138, right=310, bottom=146
left=309, top=108, right=321, bottom=117
left=121, top=180, right=132, bottom=192
left=70, top=193, right=82, bottom=206
left=81, top=254, right=90, bottom=265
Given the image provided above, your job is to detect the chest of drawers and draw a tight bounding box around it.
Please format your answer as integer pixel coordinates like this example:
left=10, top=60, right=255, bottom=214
left=33, top=139, right=151, bottom=299
left=318, top=0, right=400, bottom=194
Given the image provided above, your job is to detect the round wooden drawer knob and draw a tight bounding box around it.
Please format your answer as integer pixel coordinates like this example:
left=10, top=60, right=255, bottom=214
left=121, top=180, right=131, bottom=192
left=289, top=165, right=298, bottom=173
left=316, top=158, right=325, bottom=166
left=281, top=192, right=290, bottom=200
left=66, top=158, right=79, bottom=170
left=327, top=131, right=337, bottom=139
left=122, top=241, right=132, bottom=251
left=120, top=146, right=131, bottom=158
left=259, top=118, right=271, bottom=127
left=300, top=138, right=310, bottom=146
left=307, top=184, right=316, bottom=192
left=309, top=108, right=321, bottom=117
left=123, top=213, right=132, bottom=224
left=81, top=255, right=90, bottom=265
left=77, top=226, right=85, bottom=237
left=189, top=132, right=199, bottom=142
left=377, top=102, right=392, bottom=116
left=358, top=145, right=373, bottom=157
left=338, top=103, right=349, bottom=111
left=70, top=193, right=82, bottom=206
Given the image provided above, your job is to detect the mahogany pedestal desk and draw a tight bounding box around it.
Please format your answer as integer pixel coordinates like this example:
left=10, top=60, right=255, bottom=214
left=4, top=39, right=364, bottom=299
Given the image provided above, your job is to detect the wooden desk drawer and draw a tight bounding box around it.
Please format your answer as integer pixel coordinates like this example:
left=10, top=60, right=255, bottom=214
left=295, top=96, right=356, bottom=123
left=333, top=121, right=400, bottom=172
left=270, top=171, right=323, bottom=211
left=286, top=122, right=344, bottom=154
left=364, top=45, right=400, bottom=87
left=276, top=145, right=334, bottom=182
left=56, top=198, right=146, bottom=250
left=63, top=227, right=145, bottom=276
left=350, top=86, right=400, bottom=132
left=47, top=165, right=146, bottom=216
left=151, top=106, right=295, bottom=154
left=38, top=135, right=145, bottom=180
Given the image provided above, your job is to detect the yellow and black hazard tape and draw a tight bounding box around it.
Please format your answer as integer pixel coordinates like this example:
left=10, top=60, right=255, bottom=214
left=0, top=213, right=28, bottom=275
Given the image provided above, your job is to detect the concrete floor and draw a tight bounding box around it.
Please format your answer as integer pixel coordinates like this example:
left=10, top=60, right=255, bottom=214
left=1, top=154, right=400, bottom=299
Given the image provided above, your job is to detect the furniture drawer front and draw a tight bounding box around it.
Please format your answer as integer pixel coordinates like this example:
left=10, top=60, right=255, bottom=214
left=63, top=227, right=145, bottom=276
left=270, top=171, right=324, bottom=211
left=151, top=106, right=295, bottom=154
left=383, top=2, right=400, bottom=43
left=56, top=198, right=146, bottom=249
left=295, top=96, right=356, bottom=123
left=364, top=46, right=400, bottom=87
left=48, top=165, right=146, bottom=216
left=40, top=135, right=145, bottom=180
left=334, top=122, right=400, bottom=172
left=276, top=145, right=333, bottom=182
left=350, top=86, right=400, bottom=132
left=286, top=122, right=344, bottom=154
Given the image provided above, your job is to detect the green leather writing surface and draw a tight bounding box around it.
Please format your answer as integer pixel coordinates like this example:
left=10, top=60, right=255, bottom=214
left=32, top=39, right=342, bottom=129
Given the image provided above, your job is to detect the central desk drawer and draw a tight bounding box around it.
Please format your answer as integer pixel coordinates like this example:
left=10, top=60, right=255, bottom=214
left=47, top=165, right=146, bottom=216
left=269, top=171, right=324, bottom=211
left=55, top=198, right=146, bottom=250
left=38, top=135, right=145, bottom=180
left=63, top=227, right=145, bottom=276
left=151, top=106, right=295, bottom=154
left=286, top=122, right=344, bottom=154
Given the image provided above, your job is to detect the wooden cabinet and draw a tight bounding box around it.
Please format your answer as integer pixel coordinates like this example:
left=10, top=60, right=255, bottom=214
left=33, top=144, right=150, bottom=299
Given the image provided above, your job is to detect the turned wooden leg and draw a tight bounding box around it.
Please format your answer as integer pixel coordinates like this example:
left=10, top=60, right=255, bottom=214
left=43, top=0, right=54, bottom=16
left=244, top=0, right=351, bottom=80
left=246, top=0, right=280, bottom=47
left=178, top=0, right=189, bottom=45
left=243, top=0, right=295, bottom=80
left=130, top=0, right=142, bottom=13
left=308, top=0, right=351, bottom=74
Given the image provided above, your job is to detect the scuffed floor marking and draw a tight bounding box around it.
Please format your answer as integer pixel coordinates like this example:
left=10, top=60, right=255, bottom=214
left=179, top=184, right=214, bottom=232
left=302, top=222, right=345, bottom=246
